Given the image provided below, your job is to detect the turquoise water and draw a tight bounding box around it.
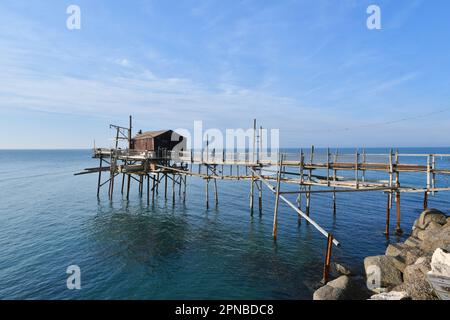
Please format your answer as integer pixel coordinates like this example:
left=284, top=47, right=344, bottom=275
left=1, top=148, right=450, bottom=300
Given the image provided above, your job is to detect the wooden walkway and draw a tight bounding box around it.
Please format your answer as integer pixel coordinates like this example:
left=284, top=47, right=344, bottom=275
left=76, top=118, right=450, bottom=283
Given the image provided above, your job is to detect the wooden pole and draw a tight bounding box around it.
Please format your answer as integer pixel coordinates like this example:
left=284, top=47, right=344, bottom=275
left=205, top=178, right=209, bottom=209
left=147, top=174, right=150, bottom=206
left=273, top=154, right=283, bottom=240
left=214, top=175, right=218, bottom=206
left=152, top=174, right=156, bottom=204
left=384, top=192, right=390, bottom=237
left=164, top=173, right=168, bottom=200
left=258, top=176, right=263, bottom=214
left=250, top=169, right=255, bottom=213
left=183, top=175, right=187, bottom=203
left=426, top=155, right=431, bottom=191
left=253, top=119, right=256, bottom=164
left=322, top=233, right=333, bottom=284
left=395, top=191, right=402, bottom=234
left=355, top=148, right=359, bottom=189
left=423, top=191, right=428, bottom=211
left=306, top=146, right=314, bottom=221
left=126, top=174, right=131, bottom=200
left=121, top=172, right=125, bottom=195
left=362, top=148, right=366, bottom=183
left=432, top=155, right=436, bottom=196
left=297, top=149, right=304, bottom=210
left=97, top=157, right=103, bottom=198
left=156, top=172, right=160, bottom=194
left=326, top=147, right=330, bottom=187
left=172, top=174, right=176, bottom=206
left=333, top=149, right=338, bottom=215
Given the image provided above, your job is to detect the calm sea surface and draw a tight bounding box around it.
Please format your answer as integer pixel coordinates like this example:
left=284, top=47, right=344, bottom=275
left=1, top=148, right=450, bottom=299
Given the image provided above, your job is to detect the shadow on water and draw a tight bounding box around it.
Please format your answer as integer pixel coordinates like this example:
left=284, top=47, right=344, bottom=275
left=88, top=200, right=191, bottom=271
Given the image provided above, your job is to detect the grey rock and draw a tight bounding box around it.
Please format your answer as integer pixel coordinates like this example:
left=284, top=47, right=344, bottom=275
left=392, top=280, right=437, bottom=300
left=404, top=236, right=421, bottom=248
left=313, top=276, right=350, bottom=300
left=385, top=243, right=408, bottom=257
left=370, top=291, right=410, bottom=300
left=405, top=247, right=426, bottom=265
left=313, top=284, right=345, bottom=300
left=402, top=262, right=436, bottom=300
left=333, top=262, right=352, bottom=276
left=415, top=209, right=447, bottom=230
left=364, top=255, right=403, bottom=290
left=420, top=223, right=450, bottom=252
left=391, top=255, right=407, bottom=273
left=430, top=248, right=450, bottom=277
left=313, top=275, right=371, bottom=300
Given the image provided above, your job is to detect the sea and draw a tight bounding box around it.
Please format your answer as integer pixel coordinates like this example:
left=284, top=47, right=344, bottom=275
left=1, top=148, right=449, bottom=299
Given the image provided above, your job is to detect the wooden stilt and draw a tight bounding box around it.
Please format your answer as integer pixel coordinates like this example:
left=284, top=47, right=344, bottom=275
left=384, top=192, right=390, bottom=237
left=273, top=155, right=283, bottom=240
left=126, top=174, right=131, bottom=200
left=156, top=173, right=159, bottom=194
left=147, top=174, right=150, bottom=206
left=205, top=178, right=209, bottom=209
left=258, top=173, right=262, bottom=214
left=183, top=175, right=187, bottom=203
left=306, top=188, right=311, bottom=220
left=121, top=172, right=125, bottom=195
left=355, top=148, right=359, bottom=189
left=322, top=233, right=333, bottom=284
left=152, top=175, right=156, bottom=203
left=250, top=170, right=255, bottom=213
left=214, top=176, right=218, bottom=206
left=164, top=173, right=168, bottom=200
left=172, top=174, right=176, bottom=206
left=97, top=157, right=103, bottom=197
left=424, top=191, right=428, bottom=210
left=333, top=149, right=338, bottom=215
left=395, top=191, right=402, bottom=234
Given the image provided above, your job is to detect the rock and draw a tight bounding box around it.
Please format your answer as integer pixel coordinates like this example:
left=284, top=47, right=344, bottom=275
left=420, top=224, right=450, bottom=252
left=402, top=262, right=436, bottom=300
left=334, top=262, right=352, bottom=276
left=370, top=291, right=410, bottom=300
left=386, top=243, right=408, bottom=257
left=313, top=276, right=350, bottom=300
left=405, top=247, right=426, bottom=265
left=313, top=284, right=344, bottom=300
left=430, top=248, right=450, bottom=277
left=395, top=280, right=437, bottom=300
left=415, top=209, right=447, bottom=230
left=328, top=275, right=350, bottom=289
left=412, top=228, right=421, bottom=238
left=427, top=221, right=443, bottom=232
left=404, top=236, right=421, bottom=248
left=364, top=255, right=403, bottom=290
left=404, top=258, right=431, bottom=282
left=313, top=275, right=371, bottom=300
left=391, top=255, right=407, bottom=273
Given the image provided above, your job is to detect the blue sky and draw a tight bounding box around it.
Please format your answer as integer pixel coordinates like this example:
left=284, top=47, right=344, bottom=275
left=0, top=0, right=449, bottom=148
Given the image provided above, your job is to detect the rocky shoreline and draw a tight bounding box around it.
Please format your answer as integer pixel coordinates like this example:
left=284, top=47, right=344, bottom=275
left=314, top=208, right=450, bottom=300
